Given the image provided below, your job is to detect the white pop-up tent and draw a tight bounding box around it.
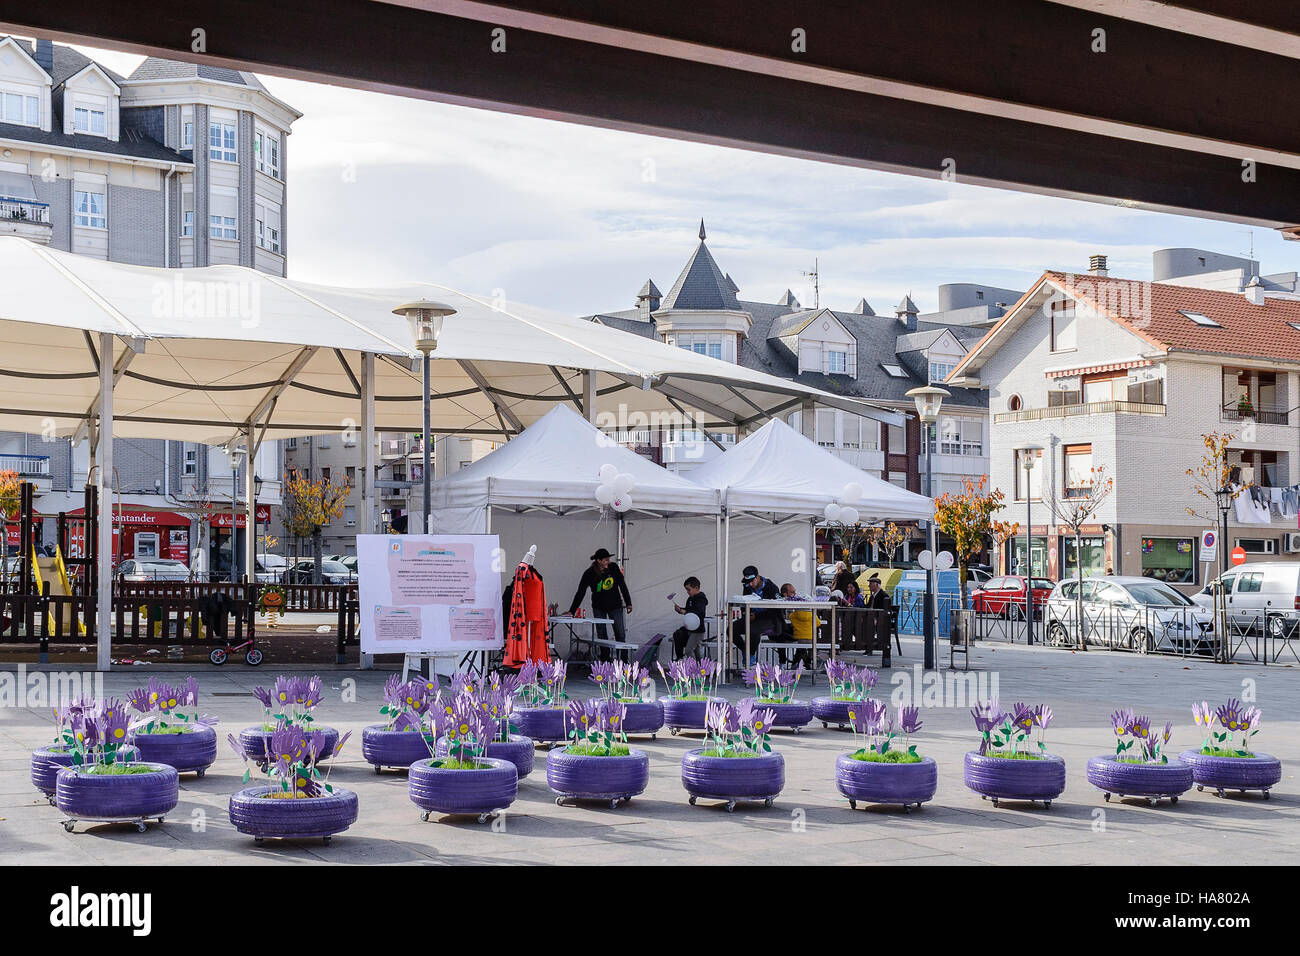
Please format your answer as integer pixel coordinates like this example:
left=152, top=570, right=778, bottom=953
left=428, top=405, right=724, bottom=645
left=690, top=418, right=934, bottom=601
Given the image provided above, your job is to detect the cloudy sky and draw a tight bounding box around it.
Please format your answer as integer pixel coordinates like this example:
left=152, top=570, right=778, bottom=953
left=84, top=44, right=1298, bottom=317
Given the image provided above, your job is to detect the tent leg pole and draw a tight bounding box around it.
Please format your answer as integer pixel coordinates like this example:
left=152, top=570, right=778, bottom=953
left=583, top=370, right=596, bottom=424
left=96, top=332, right=113, bottom=672
left=722, top=510, right=730, bottom=684
left=244, top=426, right=256, bottom=589
left=359, top=352, right=376, bottom=668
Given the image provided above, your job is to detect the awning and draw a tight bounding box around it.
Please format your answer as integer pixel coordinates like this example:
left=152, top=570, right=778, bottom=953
left=0, top=170, right=38, bottom=202
left=1044, top=358, right=1152, bottom=378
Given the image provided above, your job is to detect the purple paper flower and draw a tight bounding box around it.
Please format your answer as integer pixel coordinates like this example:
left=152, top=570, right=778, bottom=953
left=1216, top=698, right=1244, bottom=732
left=1110, top=707, right=1133, bottom=737
left=898, top=705, right=923, bottom=735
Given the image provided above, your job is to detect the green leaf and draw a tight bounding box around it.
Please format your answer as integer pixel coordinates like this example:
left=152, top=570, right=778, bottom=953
left=242, top=768, right=251, bottom=783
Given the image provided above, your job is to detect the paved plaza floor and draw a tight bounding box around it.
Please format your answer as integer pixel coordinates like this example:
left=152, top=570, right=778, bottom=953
left=3, top=638, right=1297, bottom=865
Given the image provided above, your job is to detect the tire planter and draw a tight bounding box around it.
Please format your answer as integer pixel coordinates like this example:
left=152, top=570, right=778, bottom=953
left=592, top=699, right=663, bottom=738
left=963, top=751, right=1066, bottom=808
left=680, top=749, right=784, bottom=812
left=1085, top=755, right=1193, bottom=806
left=662, top=697, right=724, bottom=735
left=361, top=724, right=434, bottom=773
left=1178, top=749, right=1283, bottom=798
left=408, top=757, right=518, bottom=823
left=740, top=698, right=814, bottom=733
left=811, top=697, right=863, bottom=730
left=239, top=725, right=339, bottom=767
left=436, top=734, right=535, bottom=779
left=546, top=748, right=650, bottom=808
left=55, top=762, right=179, bottom=832
left=228, top=785, right=359, bottom=844
left=129, top=725, right=218, bottom=777
left=31, top=746, right=75, bottom=803
left=836, top=753, right=938, bottom=811
left=511, top=706, right=568, bottom=745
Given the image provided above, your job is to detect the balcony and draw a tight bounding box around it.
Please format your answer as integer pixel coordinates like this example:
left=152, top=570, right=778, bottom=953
left=0, top=198, right=52, bottom=243
left=0, top=453, right=51, bottom=493
left=993, top=400, right=1166, bottom=424
left=1221, top=402, right=1289, bottom=426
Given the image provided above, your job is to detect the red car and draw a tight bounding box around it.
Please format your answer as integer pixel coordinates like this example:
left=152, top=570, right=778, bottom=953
left=972, top=576, right=1056, bottom=616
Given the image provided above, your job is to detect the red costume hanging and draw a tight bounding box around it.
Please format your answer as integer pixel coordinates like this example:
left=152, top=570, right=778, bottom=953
left=504, top=562, right=548, bottom=666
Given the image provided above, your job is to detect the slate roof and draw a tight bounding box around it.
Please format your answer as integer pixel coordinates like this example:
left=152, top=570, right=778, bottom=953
left=126, top=57, right=260, bottom=89
left=658, top=237, right=741, bottom=311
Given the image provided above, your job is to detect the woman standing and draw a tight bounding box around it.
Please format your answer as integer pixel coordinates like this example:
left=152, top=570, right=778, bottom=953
left=569, top=548, right=632, bottom=660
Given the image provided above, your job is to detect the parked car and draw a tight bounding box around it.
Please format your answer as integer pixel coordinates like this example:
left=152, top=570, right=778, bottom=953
left=254, top=554, right=289, bottom=584
left=339, top=555, right=358, bottom=579
left=282, top=559, right=352, bottom=585
left=971, top=576, right=1055, bottom=617
left=116, top=559, right=191, bottom=582
left=1043, top=575, right=1216, bottom=653
left=1191, top=562, right=1300, bottom=639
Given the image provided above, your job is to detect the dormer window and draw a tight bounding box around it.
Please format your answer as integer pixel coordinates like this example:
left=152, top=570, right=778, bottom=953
left=73, top=106, right=106, bottom=135
left=1, top=90, right=39, bottom=127
left=929, top=361, right=955, bottom=382
left=826, top=350, right=847, bottom=374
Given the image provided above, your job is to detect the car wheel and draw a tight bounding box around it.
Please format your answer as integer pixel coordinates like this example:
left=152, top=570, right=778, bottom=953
left=1129, top=627, right=1154, bottom=652
left=1266, top=614, right=1292, bottom=640
left=1046, top=622, right=1070, bottom=647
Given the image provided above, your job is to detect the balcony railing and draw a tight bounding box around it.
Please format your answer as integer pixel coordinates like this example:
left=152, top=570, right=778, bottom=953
left=0, top=453, right=50, bottom=476
left=926, top=440, right=984, bottom=456
left=0, top=198, right=51, bottom=224
left=1221, top=403, right=1289, bottom=426
left=994, top=400, right=1166, bottom=424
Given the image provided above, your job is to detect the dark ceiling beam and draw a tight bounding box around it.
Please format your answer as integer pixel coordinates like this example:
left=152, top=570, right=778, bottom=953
left=3, top=0, right=1297, bottom=231
left=1047, top=1, right=1300, bottom=57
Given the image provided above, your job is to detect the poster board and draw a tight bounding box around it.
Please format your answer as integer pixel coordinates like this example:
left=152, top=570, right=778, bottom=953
left=357, top=534, right=503, bottom=654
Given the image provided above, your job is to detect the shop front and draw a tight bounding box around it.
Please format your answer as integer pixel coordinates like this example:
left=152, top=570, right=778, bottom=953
left=66, top=508, right=191, bottom=565
left=208, top=505, right=272, bottom=580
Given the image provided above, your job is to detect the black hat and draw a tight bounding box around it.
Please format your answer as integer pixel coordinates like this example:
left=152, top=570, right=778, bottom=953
left=741, top=565, right=759, bottom=581
left=590, top=548, right=613, bottom=561
left=867, top=573, right=881, bottom=584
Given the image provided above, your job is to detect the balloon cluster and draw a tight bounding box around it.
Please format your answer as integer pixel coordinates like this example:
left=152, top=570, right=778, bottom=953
left=823, top=481, right=864, bottom=526
left=595, top=463, right=635, bottom=514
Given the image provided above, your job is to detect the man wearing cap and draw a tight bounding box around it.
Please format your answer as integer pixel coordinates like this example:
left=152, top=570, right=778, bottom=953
left=729, top=565, right=780, bottom=666
left=864, top=573, right=892, bottom=612
left=569, top=548, right=633, bottom=660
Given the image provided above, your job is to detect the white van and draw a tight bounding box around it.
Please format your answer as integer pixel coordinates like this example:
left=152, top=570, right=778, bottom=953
left=1192, top=563, right=1300, bottom=639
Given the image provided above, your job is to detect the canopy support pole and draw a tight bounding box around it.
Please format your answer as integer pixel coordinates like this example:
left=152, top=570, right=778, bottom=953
left=799, top=400, right=817, bottom=442
left=359, top=351, right=376, bottom=668
left=95, top=332, right=113, bottom=672
left=714, top=511, right=723, bottom=674
left=722, top=506, right=731, bottom=685
left=583, top=370, right=597, bottom=424
left=244, top=425, right=256, bottom=591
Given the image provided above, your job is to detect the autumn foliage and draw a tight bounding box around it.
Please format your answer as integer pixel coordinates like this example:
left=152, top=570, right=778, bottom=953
left=283, top=472, right=348, bottom=538
left=934, top=475, right=1019, bottom=601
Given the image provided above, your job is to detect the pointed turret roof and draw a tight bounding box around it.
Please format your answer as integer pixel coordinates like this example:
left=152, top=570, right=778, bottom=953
left=658, top=222, right=741, bottom=311
left=637, top=279, right=662, bottom=300
left=852, top=297, right=876, bottom=315
left=895, top=294, right=919, bottom=315
left=777, top=289, right=801, bottom=308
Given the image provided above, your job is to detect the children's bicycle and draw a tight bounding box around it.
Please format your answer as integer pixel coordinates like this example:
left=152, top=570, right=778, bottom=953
left=209, top=636, right=263, bottom=666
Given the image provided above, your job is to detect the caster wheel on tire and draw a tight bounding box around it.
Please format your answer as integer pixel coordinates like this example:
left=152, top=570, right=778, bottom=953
left=420, top=811, right=431, bottom=822
left=375, top=767, right=382, bottom=775
left=608, top=799, right=619, bottom=809
left=477, top=812, right=492, bottom=824
left=1196, top=785, right=1204, bottom=792
left=670, top=728, right=680, bottom=736
left=1264, top=790, right=1271, bottom=800
left=136, top=822, right=147, bottom=833
left=554, top=797, right=564, bottom=807
left=1171, top=795, right=1179, bottom=804
left=763, top=798, right=773, bottom=808
left=821, top=722, right=828, bottom=729
left=322, top=836, right=332, bottom=846
left=1148, top=798, right=1158, bottom=807
left=689, top=795, right=697, bottom=806
left=902, top=804, right=911, bottom=813
left=1043, top=800, right=1052, bottom=809
left=1103, top=792, right=1111, bottom=802
left=196, top=770, right=205, bottom=779
left=848, top=799, right=856, bottom=810
left=991, top=798, right=999, bottom=808
left=726, top=801, right=736, bottom=813
left=62, top=821, right=74, bottom=832
left=792, top=728, right=801, bottom=735
left=254, top=836, right=264, bottom=845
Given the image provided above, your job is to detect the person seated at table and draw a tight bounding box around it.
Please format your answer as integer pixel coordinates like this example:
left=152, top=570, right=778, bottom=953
left=568, top=548, right=632, bottom=662
left=830, top=561, right=857, bottom=595
left=836, top=580, right=865, bottom=607
left=864, top=573, right=892, bottom=612
left=777, top=582, right=817, bottom=668
left=672, top=576, right=710, bottom=658
left=729, top=565, right=780, bottom=665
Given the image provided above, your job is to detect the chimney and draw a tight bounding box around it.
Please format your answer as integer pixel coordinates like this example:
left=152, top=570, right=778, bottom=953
left=1088, top=254, right=1108, bottom=277
left=895, top=294, right=918, bottom=332
left=635, top=279, right=661, bottom=320
left=33, top=39, right=54, bottom=74
left=1244, top=276, right=1265, bottom=306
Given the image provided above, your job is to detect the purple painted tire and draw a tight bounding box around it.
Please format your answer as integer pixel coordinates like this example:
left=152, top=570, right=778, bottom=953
left=361, top=725, right=434, bottom=772
left=546, top=748, right=649, bottom=806
left=240, top=725, right=339, bottom=766
left=228, top=786, right=359, bottom=842
left=1178, top=749, right=1282, bottom=797
left=408, top=757, right=518, bottom=820
left=662, top=697, right=724, bottom=734
left=811, top=697, right=857, bottom=729
left=55, top=763, right=179, bottom=822
left=740, top=698, right=814, bottom=732
left=1086, top=755, right=1193, bottom=803
left=512, top=706, right=568, bottom=744
left=31, top=746, right=75, bottom=799
left=963, top=751, right=1066, bottom=806
left=589, top=699, right=663, bottom=737
left=436, top=734, right=535, bottom=779
left=129, top=726, right=217, bottom=776
left=836, top=753, right=938, bottom=809
left=681, top=749, right=784, bottom=809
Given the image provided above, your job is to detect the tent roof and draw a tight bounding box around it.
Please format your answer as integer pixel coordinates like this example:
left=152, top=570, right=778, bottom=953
left=0, top=238, right=901, bottom=445
left=430, top=405, right=718, bottom=515
left=689, top=418, right=934, bottom=520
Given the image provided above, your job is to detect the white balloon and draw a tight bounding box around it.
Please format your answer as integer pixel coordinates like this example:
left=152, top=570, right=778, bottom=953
left=840, top=506, right=860, bottom=526
left=598, top=464, right=618, bottom=483
left=611, top=495, right=632, bottom=513
left=594, top=484, right=615, bottom=505
left=684, top=613, right=701, bottom=631
left=842, top=482, right=863, bottom=504
left=824, top=503, right=842, bottom=522
left=611, top=473, right=635, bottom=495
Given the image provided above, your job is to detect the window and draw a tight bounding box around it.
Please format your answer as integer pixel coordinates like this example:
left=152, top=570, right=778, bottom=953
left=1050, top=300, right=1076, bottom=351
left=74, top=190, right=105, bottom=228
left=1, top=91, right=39, bottom=126
left=1013, top=447, right=1043, bottom=500
left=826, top=350, right=847, bottom=374
left=344, top=506, right=356, bottom=527
left=345, top=466, right=356, bottom=485
left=929, top=361, right=955, bottom=382
left=1082, top=370, right=1126, bottom=404
left=1064, top=444, right=1093, bottom=496
left=1007, top=394, right=1022, bottom=411
left=1235, top=537, right=1276, bottom=555
left=255, top=198, right=281, bottom=253
left=209, top=187, right=237, bottom=240
left=1048, top=384, right=1082, bottom=407
left=1127, top=374, right=1164, bottom=405
left=209, top=120, right=237, bottom=162
left=815, top=408, right=836, bottom=447
left=181, top=107, right=194, bottom=148
left=254, top=127, right=281, bottom=177
left=932, top=417, right=982, bottom=456
left=180, top=188, right=194, bottom=237
left=320, top=467, right=331, bottom=482
left=886, top=422, right=904, bottom=452
left=881, top=363, right=908, bottom=378
left=182, top=449, right=197, bottom=476
left=285, top=438, right=297, bottom=449
left=674, top=333, right=724, bottom=361
left=1141, top=537, right=1195, bottom=584
left=1179, top=309, right=1220, bottom=327
left=73, top=107, right=106, bottom=135
left=1236, top=571, right=1263, bottom=593
left=1061, top=535, right=1105, bottom=579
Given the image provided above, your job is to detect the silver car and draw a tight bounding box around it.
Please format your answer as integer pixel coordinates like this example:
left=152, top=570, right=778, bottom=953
left=117, top=559, right=191, bottom=582
left=1043, top=575, right=1217, bottom=654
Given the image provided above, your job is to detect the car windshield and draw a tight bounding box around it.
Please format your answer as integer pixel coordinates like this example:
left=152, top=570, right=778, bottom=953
left=141, top=561, right=186, bottom=570
left=1124, top=582, right=1193, bottom=607
left=319, top=561, right=348, bottom=573
left=1031, top=579, right=1054, bottom=590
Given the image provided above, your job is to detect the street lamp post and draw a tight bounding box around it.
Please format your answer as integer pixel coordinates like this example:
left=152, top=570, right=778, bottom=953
left=1214, top=483, right=1233, bottom=664
left=394, top=300, right=457, bottom=535
left=906, top=385, right=949, bottom=669
left=1018, top=444, right=1044, bottom=645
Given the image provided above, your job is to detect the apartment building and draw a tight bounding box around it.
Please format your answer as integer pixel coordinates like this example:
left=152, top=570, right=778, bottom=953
left=0, top=36, right=298, bottom=572
left=950, top=250, right=1300, bottom=589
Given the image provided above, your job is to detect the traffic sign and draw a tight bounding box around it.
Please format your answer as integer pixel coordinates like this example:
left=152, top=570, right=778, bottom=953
left=1200, top=529, right=1217, bottom=564
left=1230, top=546, right=1247, bottom=566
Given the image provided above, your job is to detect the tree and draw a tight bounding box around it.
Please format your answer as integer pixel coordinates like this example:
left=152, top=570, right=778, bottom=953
left=867, top=521, right=908, bottom=568
left=167, top=481, right=216, bottom=580
left=1046, top=463, right=1114, bottom=650
left=0, top=470, right=19, bottom=588
left=283, top=472, right=348, bottom=584
left=934, top=475, right=1019, bottom=607
left=1185, top=430, right=1237, bottom=524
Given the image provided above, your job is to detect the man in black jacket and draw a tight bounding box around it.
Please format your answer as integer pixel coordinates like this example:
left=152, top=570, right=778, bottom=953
left=569, top=548, right=632, bottom=661
left=672, top=576, right=709, bottom=658
left=729, top=565, right=780, bottom=665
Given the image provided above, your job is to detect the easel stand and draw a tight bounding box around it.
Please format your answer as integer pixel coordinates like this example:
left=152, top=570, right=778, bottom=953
left=401, top=650, right=489, bottom=681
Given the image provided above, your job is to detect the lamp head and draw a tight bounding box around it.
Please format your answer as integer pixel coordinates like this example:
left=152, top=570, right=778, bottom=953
left=905, top=385, right=950, bottom=424
left=394, top=300, right=457, bottom=354
left=1019, top=443, right=1044, bottom=471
